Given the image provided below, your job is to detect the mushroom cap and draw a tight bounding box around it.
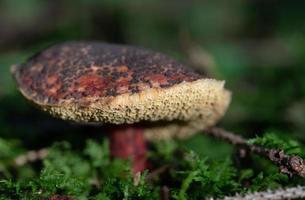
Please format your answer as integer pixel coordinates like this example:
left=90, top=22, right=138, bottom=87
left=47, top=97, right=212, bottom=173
left=12, top=41, right=231, bottom=139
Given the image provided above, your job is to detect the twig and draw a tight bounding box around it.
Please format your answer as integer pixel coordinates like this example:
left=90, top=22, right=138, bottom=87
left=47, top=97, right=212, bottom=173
left=160, top=185, right=170, bottom=200
left=42, top=194, right=74, bottom=200
left=134, top=165, right=169, bottom=186
left=204, top=127, right=305, bottom=178
left=145, top=165, right=169, bottom=182
left=14, top=148, right=49, bottom=166
left=205, top=127, right=245, bottom=145
left=206, top=185, right=305, bottom=200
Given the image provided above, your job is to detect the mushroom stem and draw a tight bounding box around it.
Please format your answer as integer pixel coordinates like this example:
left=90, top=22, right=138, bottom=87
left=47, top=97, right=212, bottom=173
left=109, top=125, right=147, bottom=173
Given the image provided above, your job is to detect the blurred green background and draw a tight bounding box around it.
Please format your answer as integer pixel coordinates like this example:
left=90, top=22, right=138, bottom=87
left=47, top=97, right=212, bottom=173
left=0, top=0, right=305, bottom=157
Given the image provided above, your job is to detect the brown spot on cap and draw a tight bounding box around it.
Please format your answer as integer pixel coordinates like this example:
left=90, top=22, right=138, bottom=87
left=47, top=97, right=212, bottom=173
left=47, top=75, right=58, bottom=85
left=76, top=74, right=109, bottom=97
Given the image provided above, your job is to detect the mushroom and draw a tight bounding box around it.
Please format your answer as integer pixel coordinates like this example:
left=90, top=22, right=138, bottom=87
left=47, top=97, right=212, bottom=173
left=11, top=41, right=231, bottom=172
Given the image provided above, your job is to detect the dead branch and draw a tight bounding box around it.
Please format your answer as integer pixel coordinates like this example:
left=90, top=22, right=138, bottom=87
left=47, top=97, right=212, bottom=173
left=205, top=127, right=305, bottom=178
left=145, top=165, right=170, bottom=183
left=160, top=185, right=170, bottom=200
left=206, top=185, right=305, bottom=200
left=14, top=148, right=49, bottom=166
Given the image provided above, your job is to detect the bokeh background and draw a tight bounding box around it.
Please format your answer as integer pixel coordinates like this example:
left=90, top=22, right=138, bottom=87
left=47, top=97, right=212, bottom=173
left=1, top=0, right=305, bottom=158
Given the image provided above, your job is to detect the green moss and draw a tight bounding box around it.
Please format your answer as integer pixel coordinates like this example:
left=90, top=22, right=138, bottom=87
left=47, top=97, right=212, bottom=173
left=2, top=135, right=304, bottom=199
left=248, top=133, right=304, bottom=156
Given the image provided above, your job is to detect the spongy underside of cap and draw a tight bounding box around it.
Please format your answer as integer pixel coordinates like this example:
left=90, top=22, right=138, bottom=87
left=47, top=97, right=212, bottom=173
left=144, top=83, right=231, bottom=140
left=39, top=78, right=230, bottom=140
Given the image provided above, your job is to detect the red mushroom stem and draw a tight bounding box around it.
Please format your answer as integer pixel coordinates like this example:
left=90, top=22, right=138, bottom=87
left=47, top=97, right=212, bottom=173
left=109, top=125, right=147, bottom=173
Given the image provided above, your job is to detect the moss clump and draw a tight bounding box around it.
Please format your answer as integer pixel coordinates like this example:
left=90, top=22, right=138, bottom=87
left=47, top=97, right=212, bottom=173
left=0, top=133, right=304, bottom=199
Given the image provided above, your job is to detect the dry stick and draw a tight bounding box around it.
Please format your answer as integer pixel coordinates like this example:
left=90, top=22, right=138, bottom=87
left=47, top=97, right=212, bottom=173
left=160, top=185, right=170, bottom=200
left=14, top=148, right=49, bottom=166
left=145, top=165, right=170, bottom=182
left=41, top=194, right=74, bottom=200
left=204, top=127, right=305, bottom=178
left=206, top=185, right=305, bottom=200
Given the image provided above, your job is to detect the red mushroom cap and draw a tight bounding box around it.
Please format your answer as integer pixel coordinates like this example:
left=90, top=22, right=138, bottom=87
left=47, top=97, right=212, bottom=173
left=13, top=42, right=201, bottom=105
